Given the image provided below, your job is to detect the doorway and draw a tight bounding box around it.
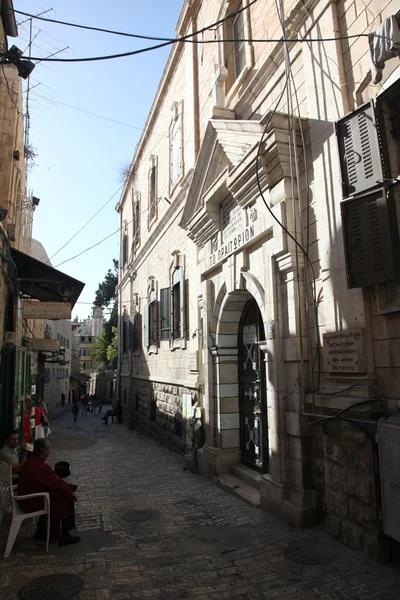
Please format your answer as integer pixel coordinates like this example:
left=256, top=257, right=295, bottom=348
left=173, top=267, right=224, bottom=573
left=238, top=299, right=268, bottom=473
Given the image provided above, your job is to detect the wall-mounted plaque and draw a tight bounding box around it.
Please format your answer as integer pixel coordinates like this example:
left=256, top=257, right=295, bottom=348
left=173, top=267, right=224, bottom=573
left=323, top=329, right=366, bottom=373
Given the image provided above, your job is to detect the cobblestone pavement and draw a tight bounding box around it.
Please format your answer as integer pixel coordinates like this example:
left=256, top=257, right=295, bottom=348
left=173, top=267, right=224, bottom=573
left=1, top=412, right=400, bottom=600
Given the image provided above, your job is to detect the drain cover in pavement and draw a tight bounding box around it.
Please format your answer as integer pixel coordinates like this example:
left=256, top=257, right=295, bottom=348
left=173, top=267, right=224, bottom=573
left=18, top=574, right=84, bottom=600
left=122, top=509, right=160, bottom=523
left=284, top=543, right=338, bottom=565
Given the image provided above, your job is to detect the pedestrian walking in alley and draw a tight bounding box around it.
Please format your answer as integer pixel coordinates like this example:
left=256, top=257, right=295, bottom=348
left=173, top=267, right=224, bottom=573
left=72, top=400, right=79, bottom=423
left=91, top=393, right=99, bottom=416
left=37, top=395, right=51, bottom=437
left=18, top=438, right=81, bottom=546
left=81, top=394, right=89, bottom=416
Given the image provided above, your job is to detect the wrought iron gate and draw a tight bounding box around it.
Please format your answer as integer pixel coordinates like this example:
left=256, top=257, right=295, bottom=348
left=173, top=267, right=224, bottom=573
left=238, top=299, right=268, bottom=472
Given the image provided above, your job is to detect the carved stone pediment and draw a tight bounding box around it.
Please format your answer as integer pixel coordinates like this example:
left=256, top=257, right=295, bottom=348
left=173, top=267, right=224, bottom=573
left=180, top=114, right=306, bottom=248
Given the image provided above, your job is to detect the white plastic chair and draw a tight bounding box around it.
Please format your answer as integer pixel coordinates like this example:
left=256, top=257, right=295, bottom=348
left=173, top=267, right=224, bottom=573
left=0, top=461, right=50, bottom=558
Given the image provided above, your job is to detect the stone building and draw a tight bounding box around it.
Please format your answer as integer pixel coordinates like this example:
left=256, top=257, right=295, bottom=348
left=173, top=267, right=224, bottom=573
left=27, top=240, right=73, bottom=414
left=117, top=0, right=400, bottom=559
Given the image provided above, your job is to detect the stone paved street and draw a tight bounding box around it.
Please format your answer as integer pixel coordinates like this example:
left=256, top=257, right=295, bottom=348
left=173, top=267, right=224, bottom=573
left=1, top=411, right=400, bottom=599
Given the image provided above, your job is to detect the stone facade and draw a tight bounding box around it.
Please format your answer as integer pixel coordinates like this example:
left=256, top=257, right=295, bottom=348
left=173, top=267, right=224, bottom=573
left=117, top=0, right=400, bottom=560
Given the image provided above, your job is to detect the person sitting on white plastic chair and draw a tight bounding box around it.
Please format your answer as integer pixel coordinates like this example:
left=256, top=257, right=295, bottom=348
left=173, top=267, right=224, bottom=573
left=0, top=430, right=27, bottom=478
left=18, top=439, right=80, bottom=546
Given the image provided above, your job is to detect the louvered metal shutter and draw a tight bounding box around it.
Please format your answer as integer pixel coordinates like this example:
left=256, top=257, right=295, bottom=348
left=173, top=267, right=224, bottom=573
left=335, top=101, right=384, bottom=198
left=160, top=287, right=171, bottom=341
left=143, top=305, right=149, bottom=348
left=341, top=188, right=398, bottom=288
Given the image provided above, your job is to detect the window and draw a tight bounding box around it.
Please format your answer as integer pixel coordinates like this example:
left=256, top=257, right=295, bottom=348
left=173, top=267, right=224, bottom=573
left=121, top=316, right=128, bottom=353
left=143, top=280, right=158, bottom=350
left=120, top=222, right=128, bottom=268
left=169, top=103, right=183, bottom=189
left=232, top=9, right=246, bottom=79
left=160, top=287, right=171, bottom=341
left=172, top=267, right=184, bottom=340
left=128, top=314, right=141, bottom=352
left=222, top=1, right=253, bottom=95
left=148, top=157, right=158, bottom=227
left=132, top=191, right=141, bottom=248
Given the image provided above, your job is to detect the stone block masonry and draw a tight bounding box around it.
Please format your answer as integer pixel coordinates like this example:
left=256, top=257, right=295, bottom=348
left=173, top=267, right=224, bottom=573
left=318, top=418, right=385, bottom=560
left=122, top=376, right=197, bottom=453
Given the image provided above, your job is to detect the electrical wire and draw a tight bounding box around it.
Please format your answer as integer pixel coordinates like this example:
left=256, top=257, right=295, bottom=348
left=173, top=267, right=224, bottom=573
left=12, top=8, right=370, bottom=50
left=8, top=1, right=260, bottom=63
left=310, top=415, right=377, bottom=449
left=47, top=185, right=124, bottom=264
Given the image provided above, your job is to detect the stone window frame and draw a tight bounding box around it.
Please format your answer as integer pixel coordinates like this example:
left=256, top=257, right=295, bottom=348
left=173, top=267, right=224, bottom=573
left=144, top=276, right=158, bottom=355
left=132, top=188, right=141, bottom=251
left=129, top=291, right=141, bottom=357
left=120, top=220, right=129, bottom=270
left=169, top=251, right=186, bottom=351
left=148, top=155, right=158, bottom=230
left=219, top=0, right=255, bottom=105
left=169, top=101, right=184, bottom=193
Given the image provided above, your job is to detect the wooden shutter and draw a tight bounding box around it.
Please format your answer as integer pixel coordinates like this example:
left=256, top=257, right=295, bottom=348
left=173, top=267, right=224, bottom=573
left=160, top=287, right=171, bottom=341
left=185, top=278, right=190, bottom=341
left=128, top=316, right=135, bottom=351
left=179, top=270, right=185, bottom=339
left=341, top=188, right=398, bottom=288
left=143, top=305, right=149, bottom=348
left=121, top=317, right=128, bottom=353
left=335, top=101, right=384, bottom=198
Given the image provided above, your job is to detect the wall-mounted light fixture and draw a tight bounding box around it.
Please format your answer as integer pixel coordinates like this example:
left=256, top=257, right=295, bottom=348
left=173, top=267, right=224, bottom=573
left=6, top=46, right=35, bottom=80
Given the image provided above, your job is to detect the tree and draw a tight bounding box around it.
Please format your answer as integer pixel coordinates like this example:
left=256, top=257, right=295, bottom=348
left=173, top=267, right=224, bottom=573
left=106, top=327, right=118, bottom=369
left=91, top=261, right=119, bottom=370
left=90, top=330, right=110, bottom=367
left=94, top=259, right=118, bottom=307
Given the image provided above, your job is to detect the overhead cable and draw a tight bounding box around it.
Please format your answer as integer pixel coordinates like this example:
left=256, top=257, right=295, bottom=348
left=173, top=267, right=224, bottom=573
left=9, top=1, right=259, bottom=63
left=8, top=4, right=370, bottom=64
left=13, top=7, right=370, bottom=46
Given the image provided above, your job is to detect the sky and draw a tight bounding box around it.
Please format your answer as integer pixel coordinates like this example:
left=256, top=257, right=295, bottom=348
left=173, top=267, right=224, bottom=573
left=13, top=0, right=184, bottom=321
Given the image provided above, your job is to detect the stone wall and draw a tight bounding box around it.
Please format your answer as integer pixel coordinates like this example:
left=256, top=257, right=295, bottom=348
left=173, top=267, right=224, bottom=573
left=122, top=376, right=196, bottom=454
left=314, top=419, right=385, bottom=560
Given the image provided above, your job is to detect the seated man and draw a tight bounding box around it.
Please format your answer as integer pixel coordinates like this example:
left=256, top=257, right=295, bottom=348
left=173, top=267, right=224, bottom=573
left=18, top=438, right=81, bottom=546
left=101, top=409, right=118, bottom=424
left=0, top=430, right=27, bottom=476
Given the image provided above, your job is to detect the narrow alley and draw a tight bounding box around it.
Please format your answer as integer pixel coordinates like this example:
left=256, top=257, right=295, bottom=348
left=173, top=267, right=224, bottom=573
left=1, top=412, right=400, bottom=600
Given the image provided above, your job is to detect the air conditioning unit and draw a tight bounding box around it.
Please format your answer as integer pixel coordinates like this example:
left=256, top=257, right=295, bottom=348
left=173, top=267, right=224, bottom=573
left=4, top=331, right=16, bottom=344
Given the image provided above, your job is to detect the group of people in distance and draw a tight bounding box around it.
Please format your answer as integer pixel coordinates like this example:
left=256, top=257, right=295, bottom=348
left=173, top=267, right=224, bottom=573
left=0, top=395, right=81, bottom=547
left=72, top=394, right=117, bottom=424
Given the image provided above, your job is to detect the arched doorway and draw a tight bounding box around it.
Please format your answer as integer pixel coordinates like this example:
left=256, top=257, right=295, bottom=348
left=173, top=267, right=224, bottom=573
left=238, top=298, right=268, bottom=473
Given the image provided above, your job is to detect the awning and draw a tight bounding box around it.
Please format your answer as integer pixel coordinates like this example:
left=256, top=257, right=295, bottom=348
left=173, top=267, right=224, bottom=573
left=11, top=248, right=85, bottom=309
left=70, top=372, right=90, bottom=383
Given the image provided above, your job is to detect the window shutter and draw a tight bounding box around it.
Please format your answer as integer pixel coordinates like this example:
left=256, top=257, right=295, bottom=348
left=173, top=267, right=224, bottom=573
left=179, top=269, right=185, bottom=339
left=119, top=239, right=124, bottom=269
left=335, top=101, right=384, bottom=198
left=122, top=317, right=128, bottom=353
left=160, top=287, right=171, bottom=341
left=128, top=316, right=135, bottom=351
left=123, top=234, right=128, bottom=266
left=143, top=304, right=149, bottom=348
left=185, top=278, right=190, bottom=341
left=341, top=187, right=399, bottom=288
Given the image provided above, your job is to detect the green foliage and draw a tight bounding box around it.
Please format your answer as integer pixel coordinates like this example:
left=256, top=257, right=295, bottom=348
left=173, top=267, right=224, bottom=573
left=91, top=260, right=119, bottom=369
left=106, top=327, right=118, bottom=369
left=94, top=259, right=118, bottom=307
left=90, top=330, right=110, bottom=367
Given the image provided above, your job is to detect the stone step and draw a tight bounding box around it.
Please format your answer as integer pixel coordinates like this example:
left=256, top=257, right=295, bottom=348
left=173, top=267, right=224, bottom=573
left=217, top=473, right=261, bottom=507
left=229, top=463, right=262, bottom=490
